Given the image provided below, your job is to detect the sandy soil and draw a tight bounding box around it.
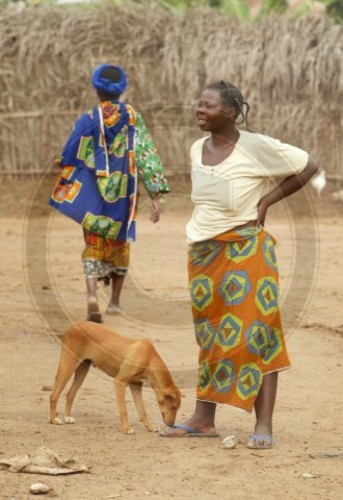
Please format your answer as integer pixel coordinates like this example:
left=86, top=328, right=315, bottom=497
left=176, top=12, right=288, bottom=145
left=0, top=180, right=342, bottom=500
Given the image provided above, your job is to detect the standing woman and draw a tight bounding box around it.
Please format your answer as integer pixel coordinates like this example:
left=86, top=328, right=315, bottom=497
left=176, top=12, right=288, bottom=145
left=50, top=64, right=169, bottom=323
left=160, top=80, right=318, bottom=448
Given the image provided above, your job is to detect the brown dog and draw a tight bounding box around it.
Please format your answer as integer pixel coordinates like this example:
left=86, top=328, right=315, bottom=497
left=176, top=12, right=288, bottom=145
left=50, top=321, right=181, bottom=433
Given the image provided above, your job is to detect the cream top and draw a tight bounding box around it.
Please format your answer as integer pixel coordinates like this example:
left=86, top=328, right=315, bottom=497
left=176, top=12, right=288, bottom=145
left=186, top=130, right=309, bottom=243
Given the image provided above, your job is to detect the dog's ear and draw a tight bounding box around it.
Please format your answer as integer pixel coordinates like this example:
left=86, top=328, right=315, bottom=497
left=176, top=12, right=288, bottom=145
left=163, top=390, right=185, bottom=402
left=162, top=390, right=183, bottom=401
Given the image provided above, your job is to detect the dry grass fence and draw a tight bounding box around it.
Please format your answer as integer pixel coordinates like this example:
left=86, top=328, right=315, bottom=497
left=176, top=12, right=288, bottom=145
left=0, top=4, right=342, bottom=180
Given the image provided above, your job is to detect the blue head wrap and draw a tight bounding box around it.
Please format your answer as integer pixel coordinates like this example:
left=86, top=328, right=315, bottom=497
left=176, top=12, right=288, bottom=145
left=92, top=64, right=128, bottom=95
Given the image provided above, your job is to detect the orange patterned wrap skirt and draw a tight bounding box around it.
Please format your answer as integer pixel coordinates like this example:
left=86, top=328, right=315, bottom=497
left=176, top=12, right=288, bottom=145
left=188, top=226, right=290, bottom=412
left=82, top=230, right=130, bottom=279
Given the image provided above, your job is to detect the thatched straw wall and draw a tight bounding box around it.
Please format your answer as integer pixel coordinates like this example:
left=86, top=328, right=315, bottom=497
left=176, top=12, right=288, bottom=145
left=0, top=4, right=342, bottom=179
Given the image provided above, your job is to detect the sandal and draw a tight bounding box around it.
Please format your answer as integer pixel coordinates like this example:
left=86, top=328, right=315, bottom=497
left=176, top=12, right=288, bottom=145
left=246, top=433, right=275, bottom=450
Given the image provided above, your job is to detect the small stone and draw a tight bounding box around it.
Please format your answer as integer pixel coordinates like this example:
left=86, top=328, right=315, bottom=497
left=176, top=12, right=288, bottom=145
left=29, top=482, right=52, bottom=494
left=222, top=435, right=237, bottom=449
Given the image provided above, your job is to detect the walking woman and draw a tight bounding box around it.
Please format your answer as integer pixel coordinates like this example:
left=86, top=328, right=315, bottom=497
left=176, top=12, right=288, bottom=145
left=50, top=64, right=169, bottom=323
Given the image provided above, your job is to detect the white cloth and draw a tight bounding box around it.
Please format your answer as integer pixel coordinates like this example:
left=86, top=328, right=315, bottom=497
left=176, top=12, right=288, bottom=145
left=186, top=130, right=309, bottom=243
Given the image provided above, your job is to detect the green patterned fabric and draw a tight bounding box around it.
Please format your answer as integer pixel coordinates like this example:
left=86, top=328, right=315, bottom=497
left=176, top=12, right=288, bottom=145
left=134, top=112, right=169, bottom=196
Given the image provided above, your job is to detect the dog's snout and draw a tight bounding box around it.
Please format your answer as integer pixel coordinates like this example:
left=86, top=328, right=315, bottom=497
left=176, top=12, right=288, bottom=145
left=163, top=411, right=177, bottom=427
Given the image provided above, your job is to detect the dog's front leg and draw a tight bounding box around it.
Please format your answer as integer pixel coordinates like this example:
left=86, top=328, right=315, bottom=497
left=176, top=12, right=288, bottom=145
left=130, top=383, right=160, bottom=432
left=114, top=379, right=133, bottom=434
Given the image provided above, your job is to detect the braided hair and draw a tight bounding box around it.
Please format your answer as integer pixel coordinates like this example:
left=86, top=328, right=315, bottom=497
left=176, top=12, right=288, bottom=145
left=206, top=80, right=251, bottom=130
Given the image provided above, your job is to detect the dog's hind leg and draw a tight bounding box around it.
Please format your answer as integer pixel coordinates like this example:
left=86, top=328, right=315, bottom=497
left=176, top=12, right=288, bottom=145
left=64, top=360, right=91, bottom=424
left=129, top=382, right=160, bottom=432
left=50, top=351, right=81, bottom=424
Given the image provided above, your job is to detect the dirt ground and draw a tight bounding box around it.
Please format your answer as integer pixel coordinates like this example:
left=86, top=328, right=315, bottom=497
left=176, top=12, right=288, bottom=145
left=0, top=179, right=342, bottom=500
